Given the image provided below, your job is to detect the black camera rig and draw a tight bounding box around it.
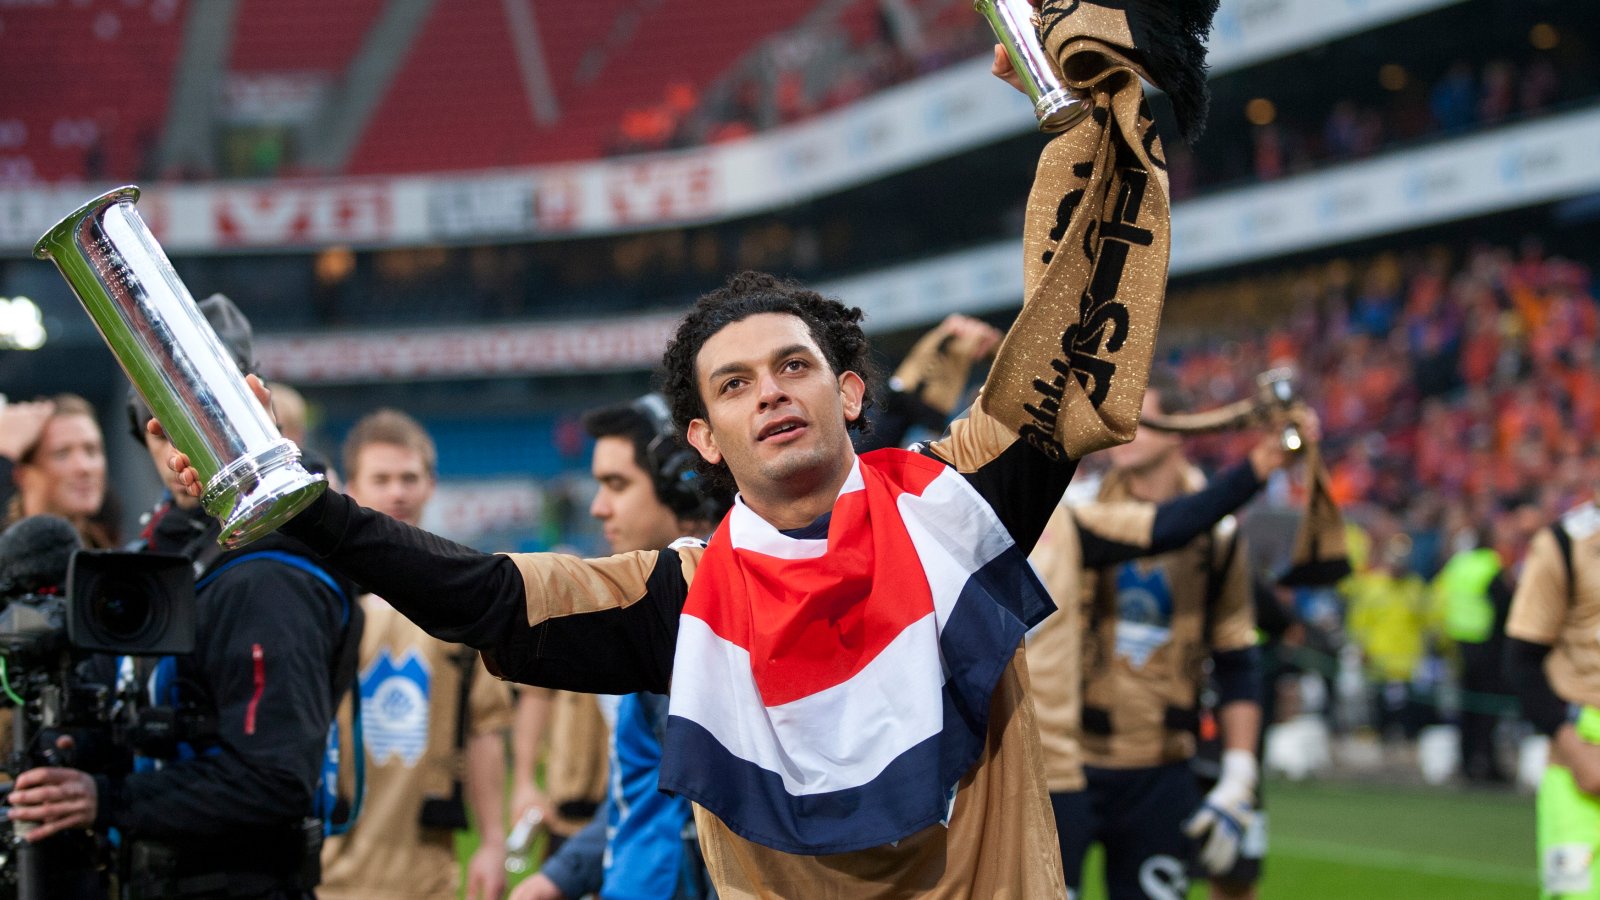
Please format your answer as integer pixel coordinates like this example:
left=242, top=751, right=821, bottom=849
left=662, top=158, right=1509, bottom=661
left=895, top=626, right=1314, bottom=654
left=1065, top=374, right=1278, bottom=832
left=0, top=515, right=200, bottom=900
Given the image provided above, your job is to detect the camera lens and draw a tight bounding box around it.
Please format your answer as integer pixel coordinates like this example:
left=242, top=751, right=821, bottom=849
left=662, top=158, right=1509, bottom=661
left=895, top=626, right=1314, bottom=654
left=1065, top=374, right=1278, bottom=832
left=91, top=578, right=155, bottom=641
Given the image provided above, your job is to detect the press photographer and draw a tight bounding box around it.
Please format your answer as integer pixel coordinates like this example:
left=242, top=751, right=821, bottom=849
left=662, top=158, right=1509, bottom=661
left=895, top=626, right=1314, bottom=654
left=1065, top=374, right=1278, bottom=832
left=7, top=295, right=363, bottom=900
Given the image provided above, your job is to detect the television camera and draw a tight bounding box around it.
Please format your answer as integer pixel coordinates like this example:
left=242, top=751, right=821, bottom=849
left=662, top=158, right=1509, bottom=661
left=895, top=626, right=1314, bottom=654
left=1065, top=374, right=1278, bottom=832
left=0, top=515, right=199, bottom=899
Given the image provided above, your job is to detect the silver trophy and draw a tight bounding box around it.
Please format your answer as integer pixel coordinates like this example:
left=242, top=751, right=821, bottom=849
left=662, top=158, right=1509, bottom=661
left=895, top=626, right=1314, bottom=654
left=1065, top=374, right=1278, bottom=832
left=34, top=186, right=325, bottom=548
left=975, top=0, right=1088, bottom=132
left=1139, top=366, right=1307, bottom=454
left=1256, top=367, right=1304, bottom=453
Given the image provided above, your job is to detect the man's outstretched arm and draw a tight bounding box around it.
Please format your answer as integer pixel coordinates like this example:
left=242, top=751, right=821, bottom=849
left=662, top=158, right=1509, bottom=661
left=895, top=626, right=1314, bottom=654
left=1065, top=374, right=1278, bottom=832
left=282, top=490, right=683, bottom=694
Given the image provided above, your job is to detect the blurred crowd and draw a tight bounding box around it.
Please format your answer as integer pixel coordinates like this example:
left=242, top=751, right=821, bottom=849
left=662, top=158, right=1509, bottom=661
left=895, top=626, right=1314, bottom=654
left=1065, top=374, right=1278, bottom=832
left=609, top=0, right=989, bottom=155
left=612, top=4, right=1597, bottom=228
left=1168, top=238, right=1596, bottom=549
left=1170, top=45, right=1591, bottom=200
left=1156, top=238, right=1598, bottom=777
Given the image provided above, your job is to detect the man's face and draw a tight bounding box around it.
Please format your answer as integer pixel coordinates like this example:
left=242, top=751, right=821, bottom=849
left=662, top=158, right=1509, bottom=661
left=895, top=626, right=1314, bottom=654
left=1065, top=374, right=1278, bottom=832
left=589, top=435, right=687, bottom=554
left=347, top=442, right=435, bottom=527
left=1107, top=390, right=1184, bottom=472
left=685, top=313, right=863, bottom=504
left=17, top=414, right=105, bottom=519
left=143, top=430, right=199, bottom=510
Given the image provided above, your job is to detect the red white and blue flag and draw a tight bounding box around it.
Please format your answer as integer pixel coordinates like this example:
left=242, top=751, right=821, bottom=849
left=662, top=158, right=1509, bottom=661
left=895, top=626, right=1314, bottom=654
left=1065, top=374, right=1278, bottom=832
left=659, top=448, right=1054, bottom=854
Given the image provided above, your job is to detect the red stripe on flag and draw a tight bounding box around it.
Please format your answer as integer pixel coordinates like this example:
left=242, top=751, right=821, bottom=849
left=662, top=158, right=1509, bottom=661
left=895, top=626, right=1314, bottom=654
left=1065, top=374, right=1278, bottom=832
left=685, top=449, right=946, bottom=706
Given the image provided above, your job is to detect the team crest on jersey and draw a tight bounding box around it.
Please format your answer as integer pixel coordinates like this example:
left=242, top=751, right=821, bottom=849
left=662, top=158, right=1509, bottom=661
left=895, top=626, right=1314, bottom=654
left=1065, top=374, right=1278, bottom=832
left=1114, top=561, right=1174, bottom=668
left=1544, top=843, right=1594, bottom=893
left=360, top=649, right=432, bottom=767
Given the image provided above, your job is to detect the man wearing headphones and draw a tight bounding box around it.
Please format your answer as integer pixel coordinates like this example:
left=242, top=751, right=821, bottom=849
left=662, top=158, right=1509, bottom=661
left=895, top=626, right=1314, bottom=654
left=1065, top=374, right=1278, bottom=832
left=515, top=394, right=725, bottom=900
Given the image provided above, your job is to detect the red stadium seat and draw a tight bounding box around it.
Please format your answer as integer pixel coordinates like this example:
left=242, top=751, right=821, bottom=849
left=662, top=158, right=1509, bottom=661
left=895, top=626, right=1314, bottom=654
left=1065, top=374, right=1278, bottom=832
left=345, top=0, right=826, bottom=173
left=230, top=0, right=387, bottom=73
left=0, top=2, right=185, bottom=183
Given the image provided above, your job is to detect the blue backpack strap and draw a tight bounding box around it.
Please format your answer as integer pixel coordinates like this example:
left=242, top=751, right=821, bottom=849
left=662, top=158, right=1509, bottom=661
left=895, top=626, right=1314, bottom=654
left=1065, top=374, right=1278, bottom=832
left=195, top=550, right=364, bottom=835
left=197, top=550, right=349, bottom=624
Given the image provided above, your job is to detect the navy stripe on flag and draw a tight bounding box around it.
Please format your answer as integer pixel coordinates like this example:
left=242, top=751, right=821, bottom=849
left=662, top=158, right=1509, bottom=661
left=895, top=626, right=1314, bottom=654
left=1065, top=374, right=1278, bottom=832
left=660, top=690, right=977, bottom=855
left=659, top=547, right=1051, bottom=854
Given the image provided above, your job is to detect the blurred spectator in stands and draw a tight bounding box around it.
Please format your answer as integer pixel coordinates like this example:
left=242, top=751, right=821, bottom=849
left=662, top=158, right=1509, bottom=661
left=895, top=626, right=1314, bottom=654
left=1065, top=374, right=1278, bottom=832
left=1478, top=59, right=1517, bottom=124
left=1160, top=236, right=1598, bottom=591
left=1520, top=55, right=1561, bottom=113
left=1429, top=61, right=1478, bottom=131
left=1, top=394, right=117, bottom=548
left=1252, top=122, right=1285, bottom=180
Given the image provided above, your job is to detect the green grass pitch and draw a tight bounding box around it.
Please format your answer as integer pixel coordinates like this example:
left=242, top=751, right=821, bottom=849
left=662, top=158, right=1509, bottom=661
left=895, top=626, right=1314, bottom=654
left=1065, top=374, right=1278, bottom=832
left=1079, top=779, right=1536, bottom=899
left=458, top=778, right=1537, bottom=898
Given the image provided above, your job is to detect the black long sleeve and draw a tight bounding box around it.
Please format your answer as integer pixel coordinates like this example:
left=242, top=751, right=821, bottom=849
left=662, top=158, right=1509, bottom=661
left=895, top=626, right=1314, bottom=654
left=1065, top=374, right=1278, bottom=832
left=1213, top=646, right=1263, bottom=707
left=284, top=490, right=681, bottom=695
left=1506, top=637, right=1567, bottom=736
left=283, top=489, right=528, bottom=648
left=1079, top=461, right=1263, bottom=569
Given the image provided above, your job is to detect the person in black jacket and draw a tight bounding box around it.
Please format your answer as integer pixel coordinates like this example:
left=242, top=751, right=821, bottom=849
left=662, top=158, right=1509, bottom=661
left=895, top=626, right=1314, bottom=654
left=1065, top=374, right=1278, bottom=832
left=7, top=295, right=361, bottom=900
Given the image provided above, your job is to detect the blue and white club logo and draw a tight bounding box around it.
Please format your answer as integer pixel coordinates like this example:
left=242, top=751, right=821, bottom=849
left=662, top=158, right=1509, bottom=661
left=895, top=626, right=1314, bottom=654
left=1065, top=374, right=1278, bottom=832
left=360, top=649, right=432, bottom=767
left=1114, top=562, right=1175, bottom=669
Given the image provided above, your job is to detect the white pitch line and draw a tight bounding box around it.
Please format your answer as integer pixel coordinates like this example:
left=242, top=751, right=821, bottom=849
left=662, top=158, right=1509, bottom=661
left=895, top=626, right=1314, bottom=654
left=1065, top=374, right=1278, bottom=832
left=1270, top=835, right=1536, bottom=887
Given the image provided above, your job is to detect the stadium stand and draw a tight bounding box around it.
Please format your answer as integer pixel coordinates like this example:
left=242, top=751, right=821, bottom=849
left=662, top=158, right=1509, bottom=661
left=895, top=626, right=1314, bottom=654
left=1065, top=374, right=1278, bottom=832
left=0, top=0, right=185, bottom=183
left=348, top=0, right=830, bottom=172
left=1161, top=239, right=1597, bottom=569
left=228, top=0, right=386, bottom=73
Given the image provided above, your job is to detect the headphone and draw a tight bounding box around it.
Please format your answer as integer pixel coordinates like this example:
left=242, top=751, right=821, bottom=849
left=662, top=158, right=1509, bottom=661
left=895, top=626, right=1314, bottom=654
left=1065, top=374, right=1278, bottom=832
left=628, top=393, right=722, bottom=522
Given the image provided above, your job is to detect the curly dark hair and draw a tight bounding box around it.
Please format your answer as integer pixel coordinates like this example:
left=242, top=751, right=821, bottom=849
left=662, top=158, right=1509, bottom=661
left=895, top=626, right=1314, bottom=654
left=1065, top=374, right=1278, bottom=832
left=658, top=271, right=879, bottom=490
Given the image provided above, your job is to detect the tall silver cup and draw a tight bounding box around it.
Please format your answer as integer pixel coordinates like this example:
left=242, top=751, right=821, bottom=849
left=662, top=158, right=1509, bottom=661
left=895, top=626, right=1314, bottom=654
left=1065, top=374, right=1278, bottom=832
left=33, top=186, right=325, bottom=548
left=975, top=0, right=1088, bottom=132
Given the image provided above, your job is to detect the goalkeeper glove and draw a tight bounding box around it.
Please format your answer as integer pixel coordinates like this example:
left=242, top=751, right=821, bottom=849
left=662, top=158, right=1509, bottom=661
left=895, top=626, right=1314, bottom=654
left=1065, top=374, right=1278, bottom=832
left=1183, top=749, right=1258, bottom=875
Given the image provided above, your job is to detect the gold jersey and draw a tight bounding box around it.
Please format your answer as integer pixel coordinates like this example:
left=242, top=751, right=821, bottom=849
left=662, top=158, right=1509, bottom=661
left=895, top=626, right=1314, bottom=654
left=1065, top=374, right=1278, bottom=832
left=1077, top=469, right=1256, bottom=769
left=1508, top=502, right=1600, bottom=710
left=319, top=596, right=514, bottom=900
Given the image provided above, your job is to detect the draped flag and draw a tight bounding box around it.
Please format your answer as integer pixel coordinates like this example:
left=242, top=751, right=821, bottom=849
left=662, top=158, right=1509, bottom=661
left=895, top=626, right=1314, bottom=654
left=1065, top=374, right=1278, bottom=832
left=659, top=448, right=1054, bottom=855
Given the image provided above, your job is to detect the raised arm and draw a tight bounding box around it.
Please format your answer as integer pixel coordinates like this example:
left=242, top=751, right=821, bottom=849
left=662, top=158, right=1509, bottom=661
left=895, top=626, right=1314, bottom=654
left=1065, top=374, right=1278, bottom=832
left=281, top=490, right=686, bottom=694
left=924, top=8, right=1176, bottom=553
left=859, top=315, right=1002, bottom=453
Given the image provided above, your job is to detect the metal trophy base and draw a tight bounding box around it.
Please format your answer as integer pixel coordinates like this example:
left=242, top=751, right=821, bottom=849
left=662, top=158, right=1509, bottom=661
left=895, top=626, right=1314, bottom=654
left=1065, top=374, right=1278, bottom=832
left=202, top=440, right=327, bottom=548
left=1036, top=87, right=1090, bottom=133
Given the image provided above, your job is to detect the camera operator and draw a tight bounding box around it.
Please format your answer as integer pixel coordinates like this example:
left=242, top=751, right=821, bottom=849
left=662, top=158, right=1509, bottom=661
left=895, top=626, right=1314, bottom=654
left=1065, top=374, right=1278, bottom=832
left=7, top=295, right=362, bottom=900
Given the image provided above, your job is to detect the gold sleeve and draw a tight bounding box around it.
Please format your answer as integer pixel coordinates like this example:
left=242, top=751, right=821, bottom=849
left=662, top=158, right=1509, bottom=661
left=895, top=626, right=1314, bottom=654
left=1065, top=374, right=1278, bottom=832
left=891, top=323, right=983, bottom=417
left=1508, top=528, right=1571, bottom=645
left=1026, top=507, right=1089, bottom=792
left=505, top=549, right=663, bottom=625
left=1071, top=500, right=1157, bottom=551
left=1209, top=530, right=1258, bottom=652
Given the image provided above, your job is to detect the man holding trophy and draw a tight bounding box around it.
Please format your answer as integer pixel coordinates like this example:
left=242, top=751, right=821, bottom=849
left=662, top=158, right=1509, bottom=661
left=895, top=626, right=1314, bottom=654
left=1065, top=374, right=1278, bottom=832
left=22, top=0, right=1219, bottom=895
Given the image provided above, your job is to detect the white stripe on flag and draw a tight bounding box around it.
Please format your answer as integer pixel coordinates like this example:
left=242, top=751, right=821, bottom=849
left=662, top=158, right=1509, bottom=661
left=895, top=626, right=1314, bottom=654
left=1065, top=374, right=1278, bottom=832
left=670, top=612, right=946, bottom=796
left=897, top=466, right=1017, bottom=631
left=726, top=461, right=864, bottom=558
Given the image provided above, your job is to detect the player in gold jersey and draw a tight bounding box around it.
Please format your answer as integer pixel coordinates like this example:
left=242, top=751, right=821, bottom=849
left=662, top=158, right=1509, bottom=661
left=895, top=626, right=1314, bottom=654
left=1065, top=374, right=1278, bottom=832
left=1030, top=383, right=1311, bottom=900
left=1508, top=500, right=1600, bottom=899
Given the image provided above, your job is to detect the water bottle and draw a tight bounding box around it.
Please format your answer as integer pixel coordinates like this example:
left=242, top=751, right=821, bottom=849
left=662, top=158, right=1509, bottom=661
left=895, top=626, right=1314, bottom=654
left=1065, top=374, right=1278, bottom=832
left=504, top=806, right=545, bottom=875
